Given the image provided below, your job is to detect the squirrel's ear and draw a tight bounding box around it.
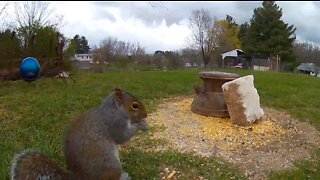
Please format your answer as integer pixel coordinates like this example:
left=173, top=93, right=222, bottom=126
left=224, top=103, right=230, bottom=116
left=114, top=87, right=124, bottom=103
left=114, top=87, right=122, bottom=92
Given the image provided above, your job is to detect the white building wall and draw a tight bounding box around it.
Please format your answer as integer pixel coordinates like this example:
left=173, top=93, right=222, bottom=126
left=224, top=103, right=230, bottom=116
left=73, top=54, right=93, bottom=62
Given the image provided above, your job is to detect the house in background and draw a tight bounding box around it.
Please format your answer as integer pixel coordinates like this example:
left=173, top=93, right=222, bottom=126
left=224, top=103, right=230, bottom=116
left=72, top=53, right=93, bottom=63
left=220, top=49, right=280, bottom=71
left=185, top=62, right=199, bottom=68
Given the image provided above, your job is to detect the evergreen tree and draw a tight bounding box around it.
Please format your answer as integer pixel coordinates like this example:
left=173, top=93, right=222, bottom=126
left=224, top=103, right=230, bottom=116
left=0, top=29, right=21, bottom=69
left=73, top=34, right=90, bottom=54
left=226, top=15, right=238, bottom=27
left=238, top=22, right=250, bottom=51
left=32, top=26, right=60, bottom=58
left=247, top=1, right=296, bottom=68
left=80, top=36, right=90, bottom=53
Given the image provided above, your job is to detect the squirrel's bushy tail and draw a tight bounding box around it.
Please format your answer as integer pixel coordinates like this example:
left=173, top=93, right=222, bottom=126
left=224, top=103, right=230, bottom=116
left=9, top=150, right=71, bottom=180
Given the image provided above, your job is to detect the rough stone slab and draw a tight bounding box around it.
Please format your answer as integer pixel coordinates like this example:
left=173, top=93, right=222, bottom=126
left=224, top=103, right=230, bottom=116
left=222, top=75, right=264, bottom=126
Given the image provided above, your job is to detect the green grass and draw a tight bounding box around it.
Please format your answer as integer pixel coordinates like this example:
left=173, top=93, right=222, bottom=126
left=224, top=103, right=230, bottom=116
left=1, top=69, right=320, bottom=179
left=121, top=126, right=245, bottom=179
left=268, top=149, right=320, bottom=179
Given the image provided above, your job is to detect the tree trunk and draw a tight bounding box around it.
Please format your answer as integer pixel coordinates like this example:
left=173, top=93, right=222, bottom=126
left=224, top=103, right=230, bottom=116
left=201, top=47, right=209, bottom=68
left=202, top=54, right=210, bottom=68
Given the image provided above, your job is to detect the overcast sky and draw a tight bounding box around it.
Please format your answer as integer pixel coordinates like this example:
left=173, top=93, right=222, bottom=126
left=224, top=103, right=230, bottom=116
left=3, top=1, right=320, bottom=54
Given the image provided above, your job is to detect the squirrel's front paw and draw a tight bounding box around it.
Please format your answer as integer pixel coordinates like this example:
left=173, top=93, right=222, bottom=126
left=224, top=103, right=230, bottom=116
left=120, top=172, right=131, bottom=180
left=137, top=120, right=148, bottom=131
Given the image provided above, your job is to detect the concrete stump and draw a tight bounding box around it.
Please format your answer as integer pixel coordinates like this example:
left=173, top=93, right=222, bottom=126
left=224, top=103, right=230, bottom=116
left=191, top=71, right=239, bottom=117
left=222, top=75, right=264, bottom=126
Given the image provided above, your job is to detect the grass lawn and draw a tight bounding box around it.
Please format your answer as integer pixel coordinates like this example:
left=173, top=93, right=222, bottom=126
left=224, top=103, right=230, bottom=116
left=0, top=69, right=319, bottom=179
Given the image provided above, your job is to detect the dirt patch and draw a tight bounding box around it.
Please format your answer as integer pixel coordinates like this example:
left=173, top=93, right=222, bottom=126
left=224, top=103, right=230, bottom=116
left=146, top=97, right=320, bottom=179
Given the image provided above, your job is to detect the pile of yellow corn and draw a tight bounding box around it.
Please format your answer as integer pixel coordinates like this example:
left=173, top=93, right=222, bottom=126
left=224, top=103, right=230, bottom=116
left=149, top=97, right=291, bottom=152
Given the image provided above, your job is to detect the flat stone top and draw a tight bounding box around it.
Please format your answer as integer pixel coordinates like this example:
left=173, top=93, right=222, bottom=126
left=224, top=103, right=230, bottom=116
left=199, top=71, right=240, bottom=79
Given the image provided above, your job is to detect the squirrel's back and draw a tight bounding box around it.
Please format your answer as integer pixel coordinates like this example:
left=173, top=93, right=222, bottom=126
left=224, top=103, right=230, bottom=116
left=9, top=88, right=148, bottom=180
left=9, top=150, right=71, bottom=180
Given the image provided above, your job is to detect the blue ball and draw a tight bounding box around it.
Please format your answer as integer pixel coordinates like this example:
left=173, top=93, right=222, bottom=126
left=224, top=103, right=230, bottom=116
left=20, top=57, right=41, bottom=82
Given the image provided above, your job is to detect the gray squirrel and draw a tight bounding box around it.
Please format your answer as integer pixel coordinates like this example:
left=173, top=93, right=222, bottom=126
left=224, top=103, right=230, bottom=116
left=9, top=88, right=149, bottom=180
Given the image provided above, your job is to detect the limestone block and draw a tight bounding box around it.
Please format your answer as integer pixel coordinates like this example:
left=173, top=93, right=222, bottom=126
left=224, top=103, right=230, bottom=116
left=221, top=75, right=264, bottom=126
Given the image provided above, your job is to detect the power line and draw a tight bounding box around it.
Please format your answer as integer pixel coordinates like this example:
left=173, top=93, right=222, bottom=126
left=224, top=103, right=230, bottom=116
left=159, top=1, right=168, bottom=10
left=148, top=1, right=168, bottom=10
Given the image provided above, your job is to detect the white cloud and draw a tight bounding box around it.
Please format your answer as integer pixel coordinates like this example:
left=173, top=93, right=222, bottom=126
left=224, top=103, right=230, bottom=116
left=5, top=1, right=320, bottom=53
left=54, top=2, right=191, bottom=53
left=278, top=1, right=320, bottom=43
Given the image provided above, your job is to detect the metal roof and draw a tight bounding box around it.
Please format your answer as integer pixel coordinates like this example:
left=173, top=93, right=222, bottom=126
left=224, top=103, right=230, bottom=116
left=297, top=63, right=319, bottom=73
left=221, top=49, right=244, bottom=59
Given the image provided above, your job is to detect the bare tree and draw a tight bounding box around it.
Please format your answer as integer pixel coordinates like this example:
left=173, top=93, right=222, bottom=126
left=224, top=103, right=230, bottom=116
left=14, top=2, right=63, bottom=29
left=114, top=40, right=128, bottom=56
left=130, top=42, right=147, bottom=67
left=98, top=37, right=145, bottom=56
left=128, top=42, right=145, bottom=56
left=94, top=36, right=148, bottom=68
left=293, top=41, right=320, bottom=66
left=0, top=2, right=7, bottom=17
left=189, top=9, right=218, bottom=68
left=96, top=37, right=118, bottom=63
left=180, top=48, right=202, bottom=67
left=14, top=2, right=63, bottom=49
left=0, top=2, right=9, bottom=28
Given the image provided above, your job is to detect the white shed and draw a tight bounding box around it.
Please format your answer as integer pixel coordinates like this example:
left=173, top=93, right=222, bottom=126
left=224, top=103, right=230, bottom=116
left=221, top=49, right=244, bottom=68
left=221, top=49, right=244, bottom=60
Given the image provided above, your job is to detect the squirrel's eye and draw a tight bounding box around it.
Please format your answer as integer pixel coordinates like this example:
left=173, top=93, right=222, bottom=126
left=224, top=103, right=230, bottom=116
left=131, top=102, right=140, bottom=110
